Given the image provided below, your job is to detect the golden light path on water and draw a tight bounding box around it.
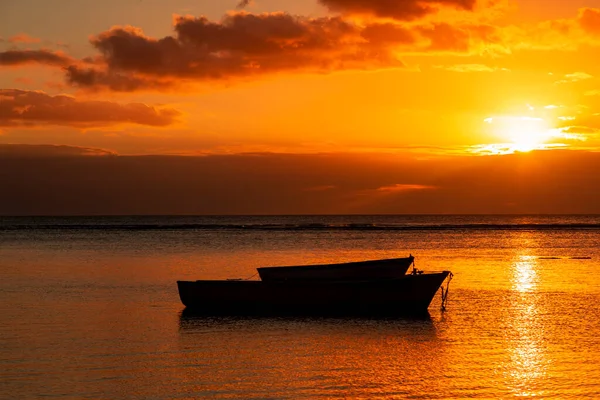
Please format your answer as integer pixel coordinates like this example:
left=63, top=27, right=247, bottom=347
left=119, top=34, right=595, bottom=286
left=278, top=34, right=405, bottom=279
left=513, top=254, right=538, bottom=293
left=506, top=231, right=548, bottom=397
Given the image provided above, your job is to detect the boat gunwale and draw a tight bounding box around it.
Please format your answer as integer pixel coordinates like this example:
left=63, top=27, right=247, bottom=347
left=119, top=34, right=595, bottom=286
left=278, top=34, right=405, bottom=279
left=183, top=270, right=449, bottom=285
left=256, top=256, right=414, bottom=272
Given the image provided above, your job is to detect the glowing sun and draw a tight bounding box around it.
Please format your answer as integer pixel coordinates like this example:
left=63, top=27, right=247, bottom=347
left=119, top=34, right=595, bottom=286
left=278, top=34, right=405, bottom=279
left=484, top=116, right=551, bottom=153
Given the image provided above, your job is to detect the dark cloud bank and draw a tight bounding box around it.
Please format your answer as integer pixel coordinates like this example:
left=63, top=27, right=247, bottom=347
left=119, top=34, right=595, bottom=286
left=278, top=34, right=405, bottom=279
left=1, top=148, right=599, bottom=215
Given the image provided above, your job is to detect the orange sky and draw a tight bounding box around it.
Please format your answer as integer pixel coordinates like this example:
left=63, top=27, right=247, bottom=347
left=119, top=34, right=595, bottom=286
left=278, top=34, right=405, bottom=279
left=1, top=0, right=600, bottom=214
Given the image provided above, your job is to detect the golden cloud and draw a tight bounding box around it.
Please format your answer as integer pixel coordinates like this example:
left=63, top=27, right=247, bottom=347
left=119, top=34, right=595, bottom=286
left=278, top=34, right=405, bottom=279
left=0, top=89, right=180, bottom=127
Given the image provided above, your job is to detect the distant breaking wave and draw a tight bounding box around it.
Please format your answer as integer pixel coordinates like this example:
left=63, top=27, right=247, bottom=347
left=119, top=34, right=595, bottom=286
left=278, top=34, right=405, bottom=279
left=2, top=223, right=600, bottom=231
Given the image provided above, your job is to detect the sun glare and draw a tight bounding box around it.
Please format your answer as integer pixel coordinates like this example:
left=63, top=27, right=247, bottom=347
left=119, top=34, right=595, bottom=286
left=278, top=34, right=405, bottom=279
left=483, top=116, right=553, bottom=153
left=503, top=117, right=549, bottom=152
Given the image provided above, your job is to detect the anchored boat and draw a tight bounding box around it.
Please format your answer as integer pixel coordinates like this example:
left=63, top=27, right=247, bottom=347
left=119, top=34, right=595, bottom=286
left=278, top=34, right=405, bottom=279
left=257, top=255, right=415, bottom=282
left=177, top=256, right=452, bottom=316
left=178, top=271, right=451, bottom=316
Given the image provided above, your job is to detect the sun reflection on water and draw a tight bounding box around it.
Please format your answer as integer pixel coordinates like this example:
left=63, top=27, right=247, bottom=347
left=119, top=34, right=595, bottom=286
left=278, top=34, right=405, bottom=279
left=513, top=255, right=538, bottom=293
left=506, top=250, right=548, bottom=397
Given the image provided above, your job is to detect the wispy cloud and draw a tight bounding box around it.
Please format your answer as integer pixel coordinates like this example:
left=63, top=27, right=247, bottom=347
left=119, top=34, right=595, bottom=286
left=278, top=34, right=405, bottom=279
left=555, top=72, right=593, bottom=84
left=0, top=144, right=115, bottom=157
left=236, top=0, right=254, bottom=9
left=0, top=49, right=74, bottom=67
left=304, top=185, right=337, bottom=192
left=375, top=184, right=436, bottom=192
left=0, top=89, right=180, bottom=128
left=435, top=63, right=508, bottom=72
left=7, top=33, right=41, bottom=44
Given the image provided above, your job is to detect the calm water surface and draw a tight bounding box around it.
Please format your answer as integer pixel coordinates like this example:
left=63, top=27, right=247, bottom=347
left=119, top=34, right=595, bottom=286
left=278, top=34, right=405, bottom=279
left=1, top=215, right=600, bottom=399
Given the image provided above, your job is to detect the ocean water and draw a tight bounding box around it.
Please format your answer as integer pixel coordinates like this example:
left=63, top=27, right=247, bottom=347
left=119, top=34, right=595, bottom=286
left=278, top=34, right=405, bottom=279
left=1, top=215, right=600, bottom=399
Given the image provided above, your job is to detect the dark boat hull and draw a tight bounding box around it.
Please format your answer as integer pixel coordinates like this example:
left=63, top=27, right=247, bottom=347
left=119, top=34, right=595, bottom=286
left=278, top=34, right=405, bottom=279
left=256, top=256, right=415, bottom=282
left=177, top=271, right=449, bottom=316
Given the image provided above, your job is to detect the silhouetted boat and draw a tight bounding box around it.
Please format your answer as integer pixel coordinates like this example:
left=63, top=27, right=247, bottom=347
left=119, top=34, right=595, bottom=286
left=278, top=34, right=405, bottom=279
left=257, top=255, right=415, bottom=282
left=177, top=270, right=451, bottom=316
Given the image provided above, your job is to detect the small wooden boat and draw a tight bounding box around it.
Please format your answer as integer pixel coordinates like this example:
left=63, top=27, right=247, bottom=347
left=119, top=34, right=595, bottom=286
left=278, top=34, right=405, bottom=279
left=257, top=255, right=415, bottom=282
left=177, top=270, right=451, bottom=316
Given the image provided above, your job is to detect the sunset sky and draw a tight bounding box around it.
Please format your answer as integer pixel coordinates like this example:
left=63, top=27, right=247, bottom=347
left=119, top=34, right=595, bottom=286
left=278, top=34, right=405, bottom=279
left=1, top=0, right=600, bottom=214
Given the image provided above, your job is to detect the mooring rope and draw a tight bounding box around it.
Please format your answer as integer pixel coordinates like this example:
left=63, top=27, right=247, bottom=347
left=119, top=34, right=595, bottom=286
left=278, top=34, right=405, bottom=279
left=244, top=271, right=258, bottom=280
left=440, top=272, right=454, bottom=311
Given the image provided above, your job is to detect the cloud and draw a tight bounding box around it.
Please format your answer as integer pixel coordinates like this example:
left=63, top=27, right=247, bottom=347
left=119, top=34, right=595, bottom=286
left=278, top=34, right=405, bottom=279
left=579, top=8, right=600, bottom=37
left=508, top=8, right=600, bottom=51
left=64, top=11, right=512, bottom=91
left=0, top=144, right=115, bottom=157
left=559, top=113, right=600, bottom=131
left=64, top=65, right=173, bottom=92
left=0, top=49, right=74, bottom=67
left=418, top=22, right=507, bottom=54
left=236, top=0, right=254, bottom=9
left=2, top=151, right=600, bottom=214
left=435, top=63, right=506, bottom=72
left=0, top=89, right=180, bottom=127
left=551, top=127, right=596, bottom=145
left=375, top=183, right=436, bottom=192
left=318, top=0, right=476, bottom=21
left=360, top=23, right=416, bottom=45
left=65, top=13, right=411, bottom=91
left=555, top=72, right=593, bottom=84
left=8, top=34, right=41, bottom=44
left=304, top=185, right=336, bottom=192
left=4, top=8, right=600, bottom=93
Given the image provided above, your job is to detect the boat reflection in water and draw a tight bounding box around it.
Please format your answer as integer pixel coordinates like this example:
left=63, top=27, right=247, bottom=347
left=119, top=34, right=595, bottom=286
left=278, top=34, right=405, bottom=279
left=179, top=308, right=436, bottom=329
left=177, top=256, right=452, bottom=317
left=177, top=308, right=444, bottom=398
